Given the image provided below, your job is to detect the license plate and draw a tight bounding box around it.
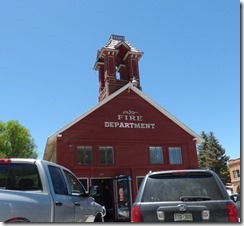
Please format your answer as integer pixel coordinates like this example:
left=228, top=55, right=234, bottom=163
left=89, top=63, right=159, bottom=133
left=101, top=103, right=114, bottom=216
left=174, top=213, right=193, bottom=221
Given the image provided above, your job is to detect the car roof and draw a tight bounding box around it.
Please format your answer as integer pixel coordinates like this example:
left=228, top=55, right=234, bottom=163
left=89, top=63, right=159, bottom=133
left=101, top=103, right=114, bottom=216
left=0, top=158, right=37, bottom=164
left=148, top=169, right=213, bottom=176
left=0, top=158, right=74, bottom=174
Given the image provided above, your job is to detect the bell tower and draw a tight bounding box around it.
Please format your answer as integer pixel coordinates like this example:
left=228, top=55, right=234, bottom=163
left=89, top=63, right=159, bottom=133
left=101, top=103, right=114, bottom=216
left=94, top=35, right=144, bottom=102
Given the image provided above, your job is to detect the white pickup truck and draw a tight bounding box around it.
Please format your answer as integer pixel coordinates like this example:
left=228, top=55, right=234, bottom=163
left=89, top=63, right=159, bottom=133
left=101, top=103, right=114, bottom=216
left=0, top=158, right=106, bottom=223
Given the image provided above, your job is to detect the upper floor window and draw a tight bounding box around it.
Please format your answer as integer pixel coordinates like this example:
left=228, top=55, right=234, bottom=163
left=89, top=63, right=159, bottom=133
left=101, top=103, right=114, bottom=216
left=77, top=146, right=92, bottom=165
left=233, top=170, right=240, bottom=179
left=99, top=146, right=114, bottom=165
left=149, top=146, right=163, bottom=164
left=169, top=147, right=182, bottom=164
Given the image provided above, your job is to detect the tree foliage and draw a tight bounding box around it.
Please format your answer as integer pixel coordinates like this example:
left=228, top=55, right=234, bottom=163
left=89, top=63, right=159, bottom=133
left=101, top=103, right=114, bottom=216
left=0, top=120, right=38, bottom=158
left=197, top=131, right=230, bottom=184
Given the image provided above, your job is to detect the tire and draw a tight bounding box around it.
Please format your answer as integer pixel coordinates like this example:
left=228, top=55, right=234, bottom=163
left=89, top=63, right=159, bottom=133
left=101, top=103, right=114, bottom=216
left=94, top=213, right=104, bottom=222
left=6, top=217, right=30, bottom=223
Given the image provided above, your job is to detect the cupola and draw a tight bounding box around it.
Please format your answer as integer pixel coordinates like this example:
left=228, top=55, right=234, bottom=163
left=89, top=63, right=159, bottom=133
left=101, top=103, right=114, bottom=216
left=94, top=35, right=144, bottom=102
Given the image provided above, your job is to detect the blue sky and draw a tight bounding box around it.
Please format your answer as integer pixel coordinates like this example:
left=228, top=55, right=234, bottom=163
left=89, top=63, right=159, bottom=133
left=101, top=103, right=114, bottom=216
left=0, top=0, right=240, bottom=160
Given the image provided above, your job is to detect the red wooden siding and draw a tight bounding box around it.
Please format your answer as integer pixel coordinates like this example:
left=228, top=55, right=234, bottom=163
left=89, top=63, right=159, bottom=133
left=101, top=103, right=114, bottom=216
left=55, top=88, right=199, bottom=201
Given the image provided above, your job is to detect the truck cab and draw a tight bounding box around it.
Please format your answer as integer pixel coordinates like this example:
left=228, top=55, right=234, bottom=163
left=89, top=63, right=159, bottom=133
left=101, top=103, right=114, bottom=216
left=0, top=158, right=106, bottom=222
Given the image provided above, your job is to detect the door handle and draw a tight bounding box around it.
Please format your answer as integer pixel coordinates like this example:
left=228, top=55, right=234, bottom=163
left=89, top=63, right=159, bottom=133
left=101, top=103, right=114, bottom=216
left=55, top=201, right=63, bottom=206
left=75, top=202, right=80, bottom=206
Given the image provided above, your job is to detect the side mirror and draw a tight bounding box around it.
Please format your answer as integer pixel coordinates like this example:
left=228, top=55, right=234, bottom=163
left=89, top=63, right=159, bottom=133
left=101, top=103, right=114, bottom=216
left=89, top=185, right=100, bottom=197
left=230, top=195, right=237, bottom=202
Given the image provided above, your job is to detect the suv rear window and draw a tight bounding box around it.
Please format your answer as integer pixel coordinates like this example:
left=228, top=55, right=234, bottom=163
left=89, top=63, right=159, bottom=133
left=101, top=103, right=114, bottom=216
left=0, top=163, right=42, bottom=191
left=142, top=172, right=224, bottom=202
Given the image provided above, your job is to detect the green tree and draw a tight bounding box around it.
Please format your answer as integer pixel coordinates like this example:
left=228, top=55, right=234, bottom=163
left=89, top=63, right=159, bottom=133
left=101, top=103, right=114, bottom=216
left=0, top=120, right=38, bottom=158
left=198, top=131, right=230, bottom=184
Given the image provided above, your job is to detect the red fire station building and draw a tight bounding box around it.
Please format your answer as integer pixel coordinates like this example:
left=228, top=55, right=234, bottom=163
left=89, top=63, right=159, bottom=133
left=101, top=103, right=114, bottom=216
left=43, top=35, right=203, bottom=221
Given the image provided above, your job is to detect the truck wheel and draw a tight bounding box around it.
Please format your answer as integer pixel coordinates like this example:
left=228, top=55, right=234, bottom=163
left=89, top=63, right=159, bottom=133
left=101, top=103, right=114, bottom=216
left=6, top=217, right=30, bottom=223
left=94, top=213, right=104, bottom=222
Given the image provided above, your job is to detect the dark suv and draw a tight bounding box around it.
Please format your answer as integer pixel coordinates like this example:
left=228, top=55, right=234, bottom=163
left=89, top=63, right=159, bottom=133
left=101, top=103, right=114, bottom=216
left=131, top=169, right=238, bottom=222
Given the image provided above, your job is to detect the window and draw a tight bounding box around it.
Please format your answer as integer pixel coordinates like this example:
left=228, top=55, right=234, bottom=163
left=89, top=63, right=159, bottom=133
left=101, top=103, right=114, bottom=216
left=141, top=172, right=224, bottom=202
left=48, top=165, right=68, bottom=195
left=79, top=178, right=88, bottom=190
left=169, top=147, right=182, bottom=164
left=0, top=163, right=42, bottom=191
left=99, top=146, right=114, bottom=165
left=77, top=146, right=92, bottom=165
left=136, top=177, right=145, bottom=191
left=64, top=170, right=85, bottom=196
left=233, top=170, right=240, bottom=179
left=149, top=146, right=163, bottom=164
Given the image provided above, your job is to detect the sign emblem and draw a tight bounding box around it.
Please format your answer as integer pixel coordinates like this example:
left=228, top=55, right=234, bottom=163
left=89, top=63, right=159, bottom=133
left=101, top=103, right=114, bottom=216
left=178, top=204, right=187, bottom=211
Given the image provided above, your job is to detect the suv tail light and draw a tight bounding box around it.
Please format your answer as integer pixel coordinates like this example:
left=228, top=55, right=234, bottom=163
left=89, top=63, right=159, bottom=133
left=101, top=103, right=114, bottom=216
left=131, top=205, right=141, bottom=222
left=0, top=159, right=11, bottom=164
left=227, top=203, right=238, bottom=222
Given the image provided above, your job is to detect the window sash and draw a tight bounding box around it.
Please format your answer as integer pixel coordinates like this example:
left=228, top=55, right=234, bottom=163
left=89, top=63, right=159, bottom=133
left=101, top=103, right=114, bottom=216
left=169, top=147, right=182, bottom=164
left=149, top=147, right=163, bottom=164
left=77, top=146, right=92, bottom=165
left=99, top=146, right=114, bottom=165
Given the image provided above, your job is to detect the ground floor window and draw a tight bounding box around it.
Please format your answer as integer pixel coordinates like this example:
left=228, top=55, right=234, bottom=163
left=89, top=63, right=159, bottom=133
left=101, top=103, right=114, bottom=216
left=169, top=147, right=182, bottom=164
left=99, top=146, right=114, bottom=165
left=79, top=178, right=88, bottom=190
left=77, top=146, right=93, bottom=165
left=149, top=146, right=163, bottom=164
left=136, top=176, right=144, bottom=191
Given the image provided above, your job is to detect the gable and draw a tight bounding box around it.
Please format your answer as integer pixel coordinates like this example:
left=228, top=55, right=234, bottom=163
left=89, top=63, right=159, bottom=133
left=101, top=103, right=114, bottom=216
left=62, top=89, right=198, bottom=142
left=43, top=83, right=203, bottom=160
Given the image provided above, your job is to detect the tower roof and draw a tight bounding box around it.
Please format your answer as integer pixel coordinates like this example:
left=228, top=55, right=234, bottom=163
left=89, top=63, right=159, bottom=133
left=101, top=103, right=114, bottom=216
left=94, top=35, right=143, bottom=65
left=104, top=34, right=141, bottom=53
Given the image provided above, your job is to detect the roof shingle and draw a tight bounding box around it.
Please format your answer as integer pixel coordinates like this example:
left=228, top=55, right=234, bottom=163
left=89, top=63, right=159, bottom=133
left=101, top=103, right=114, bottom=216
left=104, top=34, right=141, bottom=52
